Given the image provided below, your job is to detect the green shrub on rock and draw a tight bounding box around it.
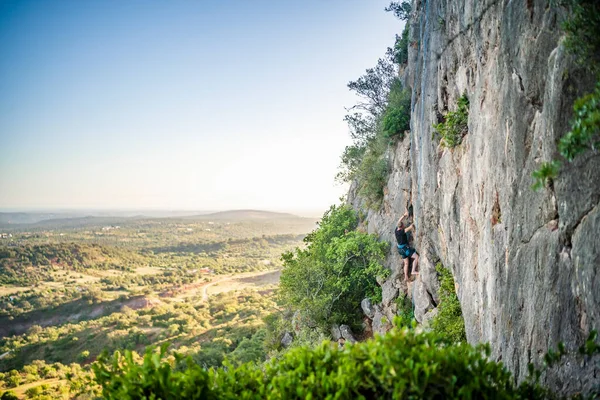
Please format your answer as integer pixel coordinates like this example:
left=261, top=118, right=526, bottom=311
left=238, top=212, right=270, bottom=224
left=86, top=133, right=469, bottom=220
left=382, top=79, right=412, bottom=139
left=558, top=82, right=600, bottom=161
left=356, top=143, right=390, bottom=209
left=392, top=24, right=410, bottom=65
left=431, top=264, right=467, bottom=343
left=433, top=94, right=469, bottom=148
left=532, top=0, right=600, bottom=190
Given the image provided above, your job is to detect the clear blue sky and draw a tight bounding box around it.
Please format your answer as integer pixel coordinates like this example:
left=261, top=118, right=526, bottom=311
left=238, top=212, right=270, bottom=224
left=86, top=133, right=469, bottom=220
left=0, top=0, right=402, bottom=214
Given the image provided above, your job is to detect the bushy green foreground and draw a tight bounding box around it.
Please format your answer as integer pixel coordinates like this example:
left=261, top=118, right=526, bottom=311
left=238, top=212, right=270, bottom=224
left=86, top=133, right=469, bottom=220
left=92, top=328, right=549, bottom=400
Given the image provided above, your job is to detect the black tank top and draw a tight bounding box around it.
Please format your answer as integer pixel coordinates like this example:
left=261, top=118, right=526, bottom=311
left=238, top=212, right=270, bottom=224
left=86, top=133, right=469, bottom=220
left=395, top=227, right=408, bottom=245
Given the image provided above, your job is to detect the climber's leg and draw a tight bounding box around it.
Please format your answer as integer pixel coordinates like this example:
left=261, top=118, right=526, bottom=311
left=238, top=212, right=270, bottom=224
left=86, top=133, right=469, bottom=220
left=411, top=252, right=419, bottom=275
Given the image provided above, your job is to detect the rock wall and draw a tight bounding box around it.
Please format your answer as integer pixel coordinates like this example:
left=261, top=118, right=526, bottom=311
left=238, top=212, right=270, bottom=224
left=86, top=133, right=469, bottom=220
left=349, top=0, right=599, bottom=395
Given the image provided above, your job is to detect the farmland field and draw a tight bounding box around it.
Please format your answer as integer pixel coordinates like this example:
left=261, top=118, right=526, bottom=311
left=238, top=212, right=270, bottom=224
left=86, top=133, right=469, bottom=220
left=0, top=210, right=317, bottom=398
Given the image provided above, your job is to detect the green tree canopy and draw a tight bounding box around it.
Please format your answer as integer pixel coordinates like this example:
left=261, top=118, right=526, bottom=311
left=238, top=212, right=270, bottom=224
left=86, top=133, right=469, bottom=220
left=278, top=205, right=388, bottom=329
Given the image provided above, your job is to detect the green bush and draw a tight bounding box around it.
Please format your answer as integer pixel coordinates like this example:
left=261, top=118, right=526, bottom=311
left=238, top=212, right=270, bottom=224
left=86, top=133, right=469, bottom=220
left=532, top=83, right=599, bottom=190
left=93, top=329, right=551, bottom=400
left=0, top=392, right=19, bottom=400
left=382, top=107, right=409, bottom=138
left=558, top=82, right=600, bottom=161
left=385, top=1, right=412, bottom=21
left=433, top=94, right=469, bottom=148
left=382, top=79, right=412, bottom=138
left=93, top=344, right=219, bottom=400
left=225, top=330, right=267, bottom=366
left=278, top=205, right=388, bottom=330
left=431, top=264, right=467, bottom=343
left=532, top=0, right=600, bottom=190
left=78, top=350, right=90, bottom=363
left=531, top=161, right=561, bottom=190
left=394, top=294, right=414, bottom=328
left=392, top=24, right=410, bottom=65
left=336, top=145, right=366, bottom=182
left=339, top=56, right=412, bottom=211
left=356, top=145, right=389, bottom=209
left=24, top=385, right=43, bottom=397
left=559, top=0, right=600, bottom=73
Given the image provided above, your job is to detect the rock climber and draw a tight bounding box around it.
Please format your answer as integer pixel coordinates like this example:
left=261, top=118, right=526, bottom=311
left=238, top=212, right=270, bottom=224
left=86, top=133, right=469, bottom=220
left=395, top=209, right=419, bottom=281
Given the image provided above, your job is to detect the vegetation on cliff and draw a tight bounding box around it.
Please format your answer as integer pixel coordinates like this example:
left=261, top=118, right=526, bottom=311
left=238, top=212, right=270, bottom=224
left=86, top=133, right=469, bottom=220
left=430, top=264, right=467, bottom=343
left=278, top=205, right=388, bottom=330
left=533, top=0, right=600, bottom=189
left=433, top=94, right=470, bottom=148
left=337, top=5, right=413, bottom=209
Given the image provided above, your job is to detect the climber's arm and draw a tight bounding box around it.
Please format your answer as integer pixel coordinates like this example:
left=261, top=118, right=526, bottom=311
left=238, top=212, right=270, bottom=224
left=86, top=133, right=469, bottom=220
left=397, top=210, right=409, bottom=226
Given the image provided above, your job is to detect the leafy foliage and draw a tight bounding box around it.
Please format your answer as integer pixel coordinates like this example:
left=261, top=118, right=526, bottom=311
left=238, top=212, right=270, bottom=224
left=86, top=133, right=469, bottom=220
left=391, top=24, right=410, bottom=65
left=382, top=79, right=412, bottom=138
left=579, top=330, right=600, bottom=356
left=394, top=294, right=414, bottom=328
left=339, top=56, right=396, bottom=170
left=532, top=83, right=599, bottom=190
left=336, top=145, right=366, bottom=182
left=339, top=53, right=411, bottom=209
left=558, top=82, right=600, bottom=161
left=0, top=243, right=143, bottom=286
left=433, top=94, right=470, bottom=148
left=355, top=137, right=390, bottom=209
left=93, top=328, right=552, bottom=400
left=531, top=160, right=561, bottom=190
left=336, top=4, right=415, bottom=210
left=532, top=0, right=600, bottom=189
left=559, top=0, right=600, bottom=73
left=346, top=58, right=397, bottom=122
left=385, top=1, right=412, bottom=21
left=431, top=264, right=467, bottom=343
left=93, top=344, right=219, bottom=400
left=0, top=392, right=18, bottom=400
left=278, top=205, right=388, bottom=330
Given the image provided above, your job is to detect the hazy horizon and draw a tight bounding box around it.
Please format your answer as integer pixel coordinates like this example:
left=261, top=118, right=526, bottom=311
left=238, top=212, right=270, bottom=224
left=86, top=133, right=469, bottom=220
left=0, top=206, right=326, bottom=218
left=0, top=1, right=403, bottom=211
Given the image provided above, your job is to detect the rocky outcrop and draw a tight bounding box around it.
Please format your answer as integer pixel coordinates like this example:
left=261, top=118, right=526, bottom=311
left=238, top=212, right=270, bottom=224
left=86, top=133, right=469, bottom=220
left=281, top=332, right=293, bottom=348
left=331, top=324, right=342, bottom=341
left=412, top=280, right=435, bottom=323
left=340, top=325, right=358, bottom=344
left=348, top=0, right=599, bottom=395
left=372, top=305, right=393, bottom=335
left=420, top=307, right=439, bottom=330
left=361, top=298, right=376, bottom=319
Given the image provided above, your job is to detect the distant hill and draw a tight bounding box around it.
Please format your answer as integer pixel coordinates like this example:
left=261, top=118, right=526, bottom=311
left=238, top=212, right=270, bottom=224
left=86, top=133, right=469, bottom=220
left=0, top=215, right=137, bottom=230
left=187, top=210, right=302, bottom=220
left=0, top=209, right=312, bottom=230
left=0, top=212, right=87, bottom=225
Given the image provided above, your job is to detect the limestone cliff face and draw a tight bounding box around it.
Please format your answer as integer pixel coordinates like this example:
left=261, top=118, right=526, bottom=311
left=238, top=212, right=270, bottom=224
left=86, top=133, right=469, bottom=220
left=349, top=0, right=599, bottom=394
